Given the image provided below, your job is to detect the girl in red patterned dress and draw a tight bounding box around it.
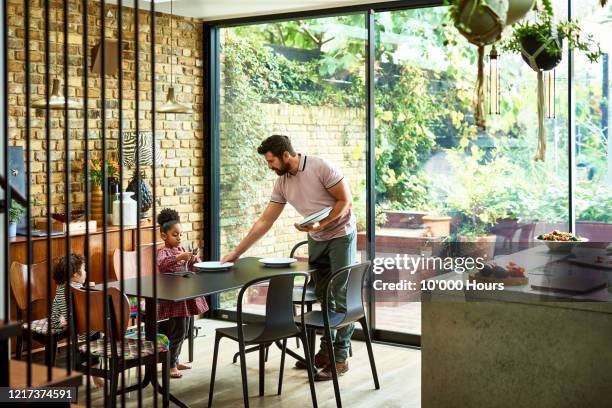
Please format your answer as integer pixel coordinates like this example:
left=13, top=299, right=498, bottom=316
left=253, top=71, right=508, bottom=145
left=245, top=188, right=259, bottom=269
left=156, top=208, right=208, bottom=378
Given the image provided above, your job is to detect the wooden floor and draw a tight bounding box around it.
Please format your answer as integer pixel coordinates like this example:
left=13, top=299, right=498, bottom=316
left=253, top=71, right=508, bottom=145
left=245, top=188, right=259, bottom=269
left=83, top=319, right=421, bottom=408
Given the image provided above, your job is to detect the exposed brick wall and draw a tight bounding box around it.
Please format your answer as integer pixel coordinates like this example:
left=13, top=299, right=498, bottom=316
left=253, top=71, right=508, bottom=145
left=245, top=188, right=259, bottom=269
left=7, top=0, right=205, bottom=242
left=220, top=103, right=367, bottom=258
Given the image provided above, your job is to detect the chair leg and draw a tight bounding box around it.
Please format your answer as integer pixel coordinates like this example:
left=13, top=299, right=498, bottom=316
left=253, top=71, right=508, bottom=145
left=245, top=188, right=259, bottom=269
left=108, top=360, right=119, bottom=408
left=309, top=328, right=316, bottom=362
left=188, top=316, right=194, bottom=363
left=277, top=338, right=287, bottom=395
left=325, top=326, right=342, bottom=408
left=293, top=305, right=300, bottom=348
left=299, top=331, right=318, bottom=408
left=258, top=344, right=265, bottom=396
left=162, top=352, right=170, bottom=407
left=15, top=335, right=22, bottom=360
left=238, top=342, right=250, bottom=408
left=50, top=336, right=58, bottom=366
left=265, top=343, right=270, bottom=362
left=359, top=317, right=380, bottom=389
left=208, top=332, right=222, bottom=408
left=45, top=335, right=57, bottom=366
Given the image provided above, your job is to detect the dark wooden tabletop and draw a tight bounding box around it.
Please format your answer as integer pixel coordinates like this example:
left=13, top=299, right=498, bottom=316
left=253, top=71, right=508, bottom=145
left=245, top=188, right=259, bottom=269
left=93, top=257, right=315, bottom=302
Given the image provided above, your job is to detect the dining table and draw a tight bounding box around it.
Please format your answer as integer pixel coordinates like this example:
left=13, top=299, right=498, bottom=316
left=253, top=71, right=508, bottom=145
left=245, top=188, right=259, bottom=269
left=93, top=256, right=316, bottom=408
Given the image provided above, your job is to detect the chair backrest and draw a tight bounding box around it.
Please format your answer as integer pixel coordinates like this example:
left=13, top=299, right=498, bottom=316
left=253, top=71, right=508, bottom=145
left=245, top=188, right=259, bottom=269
left=10, top=261, right=51, bottom=311
left=236, top=272, right=309, bottom=342
left=289, top=240, right=309, bottom=261
left=71, top=286, right=130, bottom=337
left=112, top=243, right=161, bottom=281
left=324, top=261, right=372, bottom=326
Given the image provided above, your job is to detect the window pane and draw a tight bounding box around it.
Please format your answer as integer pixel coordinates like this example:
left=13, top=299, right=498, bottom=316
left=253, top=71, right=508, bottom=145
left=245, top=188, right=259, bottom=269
left=573, top=1, right=612, bottom=241
left=374, top=5, right=569, bottom=335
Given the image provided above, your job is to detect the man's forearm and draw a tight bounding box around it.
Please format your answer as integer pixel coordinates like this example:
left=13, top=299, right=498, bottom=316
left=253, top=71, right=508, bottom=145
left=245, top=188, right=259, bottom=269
left=321, top=199, right=351, bottom=227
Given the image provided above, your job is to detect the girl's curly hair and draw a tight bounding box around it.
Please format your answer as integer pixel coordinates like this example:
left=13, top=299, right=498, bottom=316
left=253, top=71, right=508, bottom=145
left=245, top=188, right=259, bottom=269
left=157, top=208, right=180, bottom=233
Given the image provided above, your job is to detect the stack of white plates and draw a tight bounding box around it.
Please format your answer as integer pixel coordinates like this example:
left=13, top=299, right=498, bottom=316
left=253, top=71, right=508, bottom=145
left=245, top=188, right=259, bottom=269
left=193, top=261, right=233, bottom=272
left=258, top=257, right=298, bottom=268
left=299, top=207, right=332, bottom=227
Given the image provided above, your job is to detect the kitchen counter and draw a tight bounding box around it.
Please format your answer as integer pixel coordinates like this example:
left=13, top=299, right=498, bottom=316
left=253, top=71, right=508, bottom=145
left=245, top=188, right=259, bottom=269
left=421, top=245, right=612, bottom=408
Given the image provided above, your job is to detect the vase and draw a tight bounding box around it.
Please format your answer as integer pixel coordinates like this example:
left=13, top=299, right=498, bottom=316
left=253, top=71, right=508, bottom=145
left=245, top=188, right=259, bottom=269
left=112, top=192, right=138, bottom=226
left=106, top=177, right=120, bottom=223
left=126, top=171, right=153, bottom=218
left=8, top=222, right=17, bottom=237
left=91, top=187, right=105, bottom=225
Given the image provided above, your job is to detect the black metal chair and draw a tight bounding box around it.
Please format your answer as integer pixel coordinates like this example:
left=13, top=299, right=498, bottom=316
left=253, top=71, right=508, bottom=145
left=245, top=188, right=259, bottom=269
left=294, top=261, right=379, bottom=408
left=208, top=272, right=318, bottom=408
left=70, top=286, right=170, bottom=408
left=232, top=241, right=317, bottom=364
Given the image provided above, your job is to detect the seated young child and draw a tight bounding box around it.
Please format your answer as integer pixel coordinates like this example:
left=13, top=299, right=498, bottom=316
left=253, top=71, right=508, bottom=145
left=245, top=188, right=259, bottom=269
left=52, top=254, right=103, bottom=387
left=156, top=208, right=209, bottom=379
left=51, top=254, right=87, bottom=331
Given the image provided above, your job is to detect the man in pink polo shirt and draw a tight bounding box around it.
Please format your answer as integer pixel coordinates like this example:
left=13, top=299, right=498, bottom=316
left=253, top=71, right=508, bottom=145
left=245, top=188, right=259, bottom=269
left=221, top=135, right=357, bottom=380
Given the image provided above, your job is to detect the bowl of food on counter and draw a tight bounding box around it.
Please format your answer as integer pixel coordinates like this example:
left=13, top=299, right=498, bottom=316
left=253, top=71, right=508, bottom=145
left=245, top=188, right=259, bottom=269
left=536, top=230, right=588, bottom=253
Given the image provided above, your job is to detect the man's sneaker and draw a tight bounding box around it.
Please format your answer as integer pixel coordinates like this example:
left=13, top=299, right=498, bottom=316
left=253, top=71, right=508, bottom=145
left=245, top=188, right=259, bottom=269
left=314, top=361, right=349, bottom=381
left=295, top=353, right=329, bottom=370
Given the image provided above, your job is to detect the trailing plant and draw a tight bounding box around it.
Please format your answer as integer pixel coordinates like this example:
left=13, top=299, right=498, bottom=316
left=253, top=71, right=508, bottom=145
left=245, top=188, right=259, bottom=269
left=501, top=0, right=603, bottom=63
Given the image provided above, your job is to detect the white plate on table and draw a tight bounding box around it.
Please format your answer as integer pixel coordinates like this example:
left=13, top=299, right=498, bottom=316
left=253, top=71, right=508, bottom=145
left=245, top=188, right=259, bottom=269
left=299, top=207, right=332, bottom=227
left=259, top=257, right=298, bottom=268
left=193, top=261, right=233, bottom=271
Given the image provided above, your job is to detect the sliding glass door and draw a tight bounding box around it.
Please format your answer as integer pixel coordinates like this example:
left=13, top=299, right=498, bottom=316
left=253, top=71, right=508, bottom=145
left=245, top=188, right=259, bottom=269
left=217, top=16, right=367, bottom=315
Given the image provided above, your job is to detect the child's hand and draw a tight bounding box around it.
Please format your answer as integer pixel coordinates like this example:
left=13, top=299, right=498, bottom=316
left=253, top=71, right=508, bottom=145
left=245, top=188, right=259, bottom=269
left=176, top=252, right=193, bottom=262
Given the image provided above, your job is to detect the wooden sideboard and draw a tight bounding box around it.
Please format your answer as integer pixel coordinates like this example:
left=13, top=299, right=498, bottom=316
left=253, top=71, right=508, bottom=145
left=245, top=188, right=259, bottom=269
left=9, top=222, right=158, bottom=323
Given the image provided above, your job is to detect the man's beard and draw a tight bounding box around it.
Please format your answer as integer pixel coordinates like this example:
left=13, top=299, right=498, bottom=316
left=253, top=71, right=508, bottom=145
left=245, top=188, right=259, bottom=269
left=273, top=161, right=289, bottom=175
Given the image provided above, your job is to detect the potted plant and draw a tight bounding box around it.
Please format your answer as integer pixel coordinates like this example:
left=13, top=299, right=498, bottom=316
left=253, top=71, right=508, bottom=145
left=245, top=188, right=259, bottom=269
left=81, top=158, right=120, bottom=224
left=8, top=200, right=26, bottom=237
left=447, top=0, right=510, bottom=129
left=437, top=149, right=516, bottom=261
left=501, top=0, right=603, bottom=160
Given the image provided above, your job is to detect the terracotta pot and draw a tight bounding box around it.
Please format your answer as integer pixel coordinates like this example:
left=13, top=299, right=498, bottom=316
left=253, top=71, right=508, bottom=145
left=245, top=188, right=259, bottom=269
left=457, top=234, right=497, bottom=262
left=422, top=215, right=452, bottom=237
left=91, top=187, right=104, bottom=225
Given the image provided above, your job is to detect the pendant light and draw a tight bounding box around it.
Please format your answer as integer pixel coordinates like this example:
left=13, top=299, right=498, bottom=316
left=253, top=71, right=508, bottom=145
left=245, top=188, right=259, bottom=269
left=487, top=45, right=500, bottom=115
left=32, top=6, right=82, bottom=110
left=157, top=0, right=192, bottom=114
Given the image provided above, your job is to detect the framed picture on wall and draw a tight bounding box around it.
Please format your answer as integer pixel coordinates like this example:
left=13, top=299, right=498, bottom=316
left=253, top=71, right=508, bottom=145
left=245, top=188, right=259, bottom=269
left=121, top=131, right=163, bottom=168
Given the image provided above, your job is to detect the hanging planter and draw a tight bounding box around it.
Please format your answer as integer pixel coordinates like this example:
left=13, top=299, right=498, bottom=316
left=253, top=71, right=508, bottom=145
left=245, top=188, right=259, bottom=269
left=451, top=0, right=509, bottom=129
left=506, top=0, right=536, bottom=25
left=501, top=0, right=603, bottom=161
